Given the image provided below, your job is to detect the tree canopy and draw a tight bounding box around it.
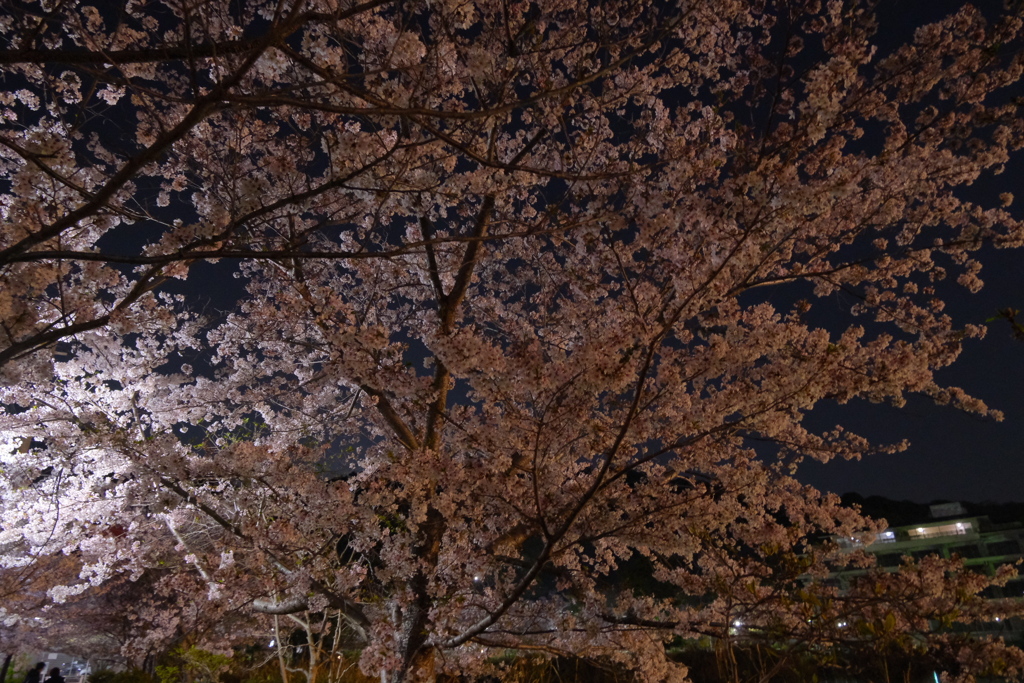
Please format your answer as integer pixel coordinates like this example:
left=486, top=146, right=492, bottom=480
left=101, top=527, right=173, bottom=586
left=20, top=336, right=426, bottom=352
left=3, top=0, right=1024, bottom=681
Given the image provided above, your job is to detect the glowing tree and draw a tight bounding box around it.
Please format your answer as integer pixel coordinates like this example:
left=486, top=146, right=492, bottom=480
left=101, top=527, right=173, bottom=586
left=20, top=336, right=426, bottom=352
left=3, top=0, right=1024, bottom=680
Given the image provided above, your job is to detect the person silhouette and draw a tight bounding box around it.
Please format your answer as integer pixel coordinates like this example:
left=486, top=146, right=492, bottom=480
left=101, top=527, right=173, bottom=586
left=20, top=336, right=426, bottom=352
left=23, top=663, right=45, bottom=683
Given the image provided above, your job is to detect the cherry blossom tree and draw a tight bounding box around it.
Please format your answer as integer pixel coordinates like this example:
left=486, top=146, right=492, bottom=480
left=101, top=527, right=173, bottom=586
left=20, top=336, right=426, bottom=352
left=4, top=0, right=1024, bottom=681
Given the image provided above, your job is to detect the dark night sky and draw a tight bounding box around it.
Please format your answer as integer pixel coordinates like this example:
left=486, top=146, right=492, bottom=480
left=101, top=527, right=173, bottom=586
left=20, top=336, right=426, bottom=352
left=798, top=243, right=1024, bottom=504
left=786, top=0, right=1024, bottom=504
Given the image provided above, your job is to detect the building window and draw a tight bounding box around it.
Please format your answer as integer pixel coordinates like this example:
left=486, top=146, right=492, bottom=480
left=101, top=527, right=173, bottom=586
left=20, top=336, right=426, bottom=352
left=876, top=553, right=903, bottom=567
left=949, top=544, right=982, bottom=559
left=982, top=585, right=1002, bottom=599
left=907, top=521, right=972, bottom=540
left=1003, top=581, right=1024, bottom=598
left=986, top=539, right=1021, bottom=557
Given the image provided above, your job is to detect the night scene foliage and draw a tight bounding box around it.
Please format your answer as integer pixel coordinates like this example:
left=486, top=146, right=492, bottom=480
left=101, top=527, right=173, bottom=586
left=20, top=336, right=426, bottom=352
left=3, top=0, right=1024, bottom=681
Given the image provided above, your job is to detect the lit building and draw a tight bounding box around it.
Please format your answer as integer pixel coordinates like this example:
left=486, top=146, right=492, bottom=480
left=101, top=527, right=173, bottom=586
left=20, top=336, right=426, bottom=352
left=829, top=502, right=1024, bottom=639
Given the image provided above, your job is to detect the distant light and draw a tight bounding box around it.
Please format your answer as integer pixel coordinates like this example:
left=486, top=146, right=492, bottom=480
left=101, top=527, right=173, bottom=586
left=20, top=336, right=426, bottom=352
left=268, top=640, right=275, bottom=648
left=837, top=621, right=847, bottom=628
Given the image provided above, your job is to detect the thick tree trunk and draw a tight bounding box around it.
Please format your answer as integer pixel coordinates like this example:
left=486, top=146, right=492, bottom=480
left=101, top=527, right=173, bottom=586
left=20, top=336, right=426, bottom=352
left=405, top=649, right=436, bottom=683
left=386, top=506, right=446, bottom=683
left=385, top=599, right=435, bottom=683
left=384, top=646, right=435, bottom=683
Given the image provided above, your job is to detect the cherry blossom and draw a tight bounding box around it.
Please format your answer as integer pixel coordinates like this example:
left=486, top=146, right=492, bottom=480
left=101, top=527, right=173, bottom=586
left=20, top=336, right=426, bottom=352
left=3, top=1, right=1024, bottom=681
